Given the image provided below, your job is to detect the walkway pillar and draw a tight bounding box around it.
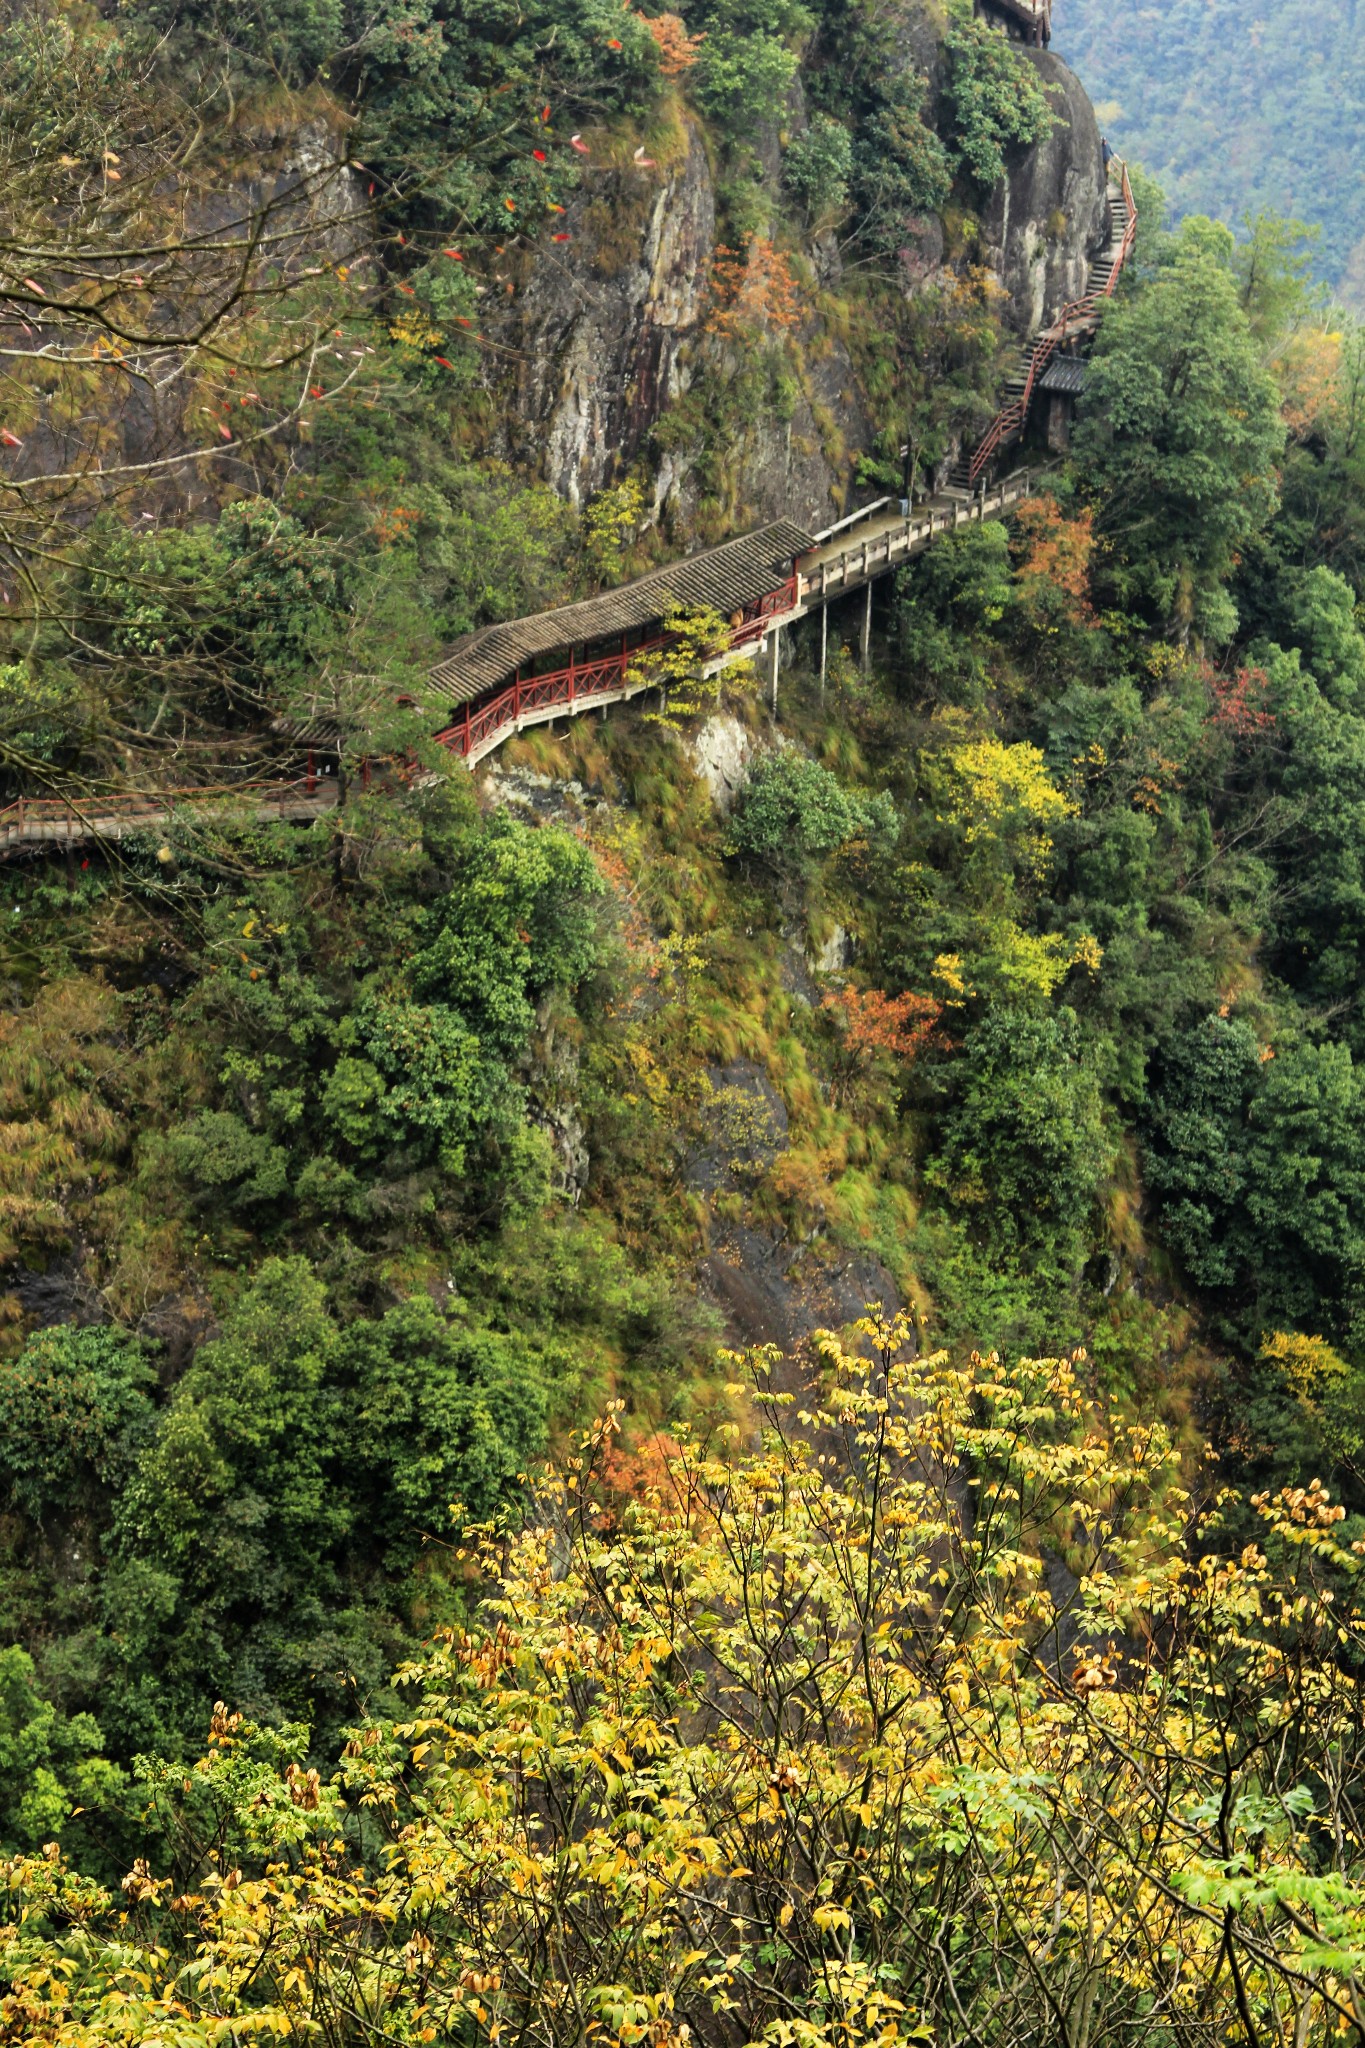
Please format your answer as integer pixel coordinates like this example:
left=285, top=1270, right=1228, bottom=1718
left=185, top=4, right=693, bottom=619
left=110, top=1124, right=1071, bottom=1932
left=860, top=581, right=872, bottom=675
left=768, top=625, right=780, bottom=716
left=819, top=602, right=828, bottom=702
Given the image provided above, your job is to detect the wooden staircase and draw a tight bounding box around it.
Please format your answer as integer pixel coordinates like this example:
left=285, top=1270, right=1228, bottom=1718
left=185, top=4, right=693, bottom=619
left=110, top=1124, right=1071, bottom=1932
left=945, top=163, right=1136, bottom=494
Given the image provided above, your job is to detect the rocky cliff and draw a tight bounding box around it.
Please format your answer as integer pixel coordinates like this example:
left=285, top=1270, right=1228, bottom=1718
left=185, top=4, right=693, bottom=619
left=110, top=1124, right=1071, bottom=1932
left=980, top=50, right=1110, bottom=334
left=480, top=41, right=1109, bottom=534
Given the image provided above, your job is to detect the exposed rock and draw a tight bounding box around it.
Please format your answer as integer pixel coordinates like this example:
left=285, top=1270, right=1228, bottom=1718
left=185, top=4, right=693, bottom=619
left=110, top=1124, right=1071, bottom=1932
left=685, top=1060, right=790, bottom=1195
left=810, top=924, right=856, bottom=974
left=4, top=1252, right=102, bottom=1330
left=688, top=711, right=755, bottom=813
left=496, top=118, right=716, bottom=505
left=700, top=1219, right=900, bottom=1353
left=979, top=51, right=1109, bottom=334
left=484, top=42, right=1109, bottom=523
left=479, top=763, right=602, bottom=820
left=534, top=1105, right=591, bottom=1206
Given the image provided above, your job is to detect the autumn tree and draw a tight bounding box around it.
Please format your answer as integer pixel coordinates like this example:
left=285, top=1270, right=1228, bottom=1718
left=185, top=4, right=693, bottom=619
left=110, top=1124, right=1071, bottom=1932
left=626, top=600, right=733, bottom=726
left=6, top=1320, right=1365, bottom=2048
left=820, top=983, right=943, bottom=1102
left=0, top=7, right=372, bottom=614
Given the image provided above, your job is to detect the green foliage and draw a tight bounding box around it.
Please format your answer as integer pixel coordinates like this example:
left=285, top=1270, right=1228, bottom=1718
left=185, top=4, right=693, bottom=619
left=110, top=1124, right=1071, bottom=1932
left=895, top=521, right=1013, bottom=699
left=1144, top=1017, right=1365, bottom=1341
left=340, top=1294, right=557, bottom=1552
left=941, top=6, right=1058, bottom=190
left=1075, top=217, right=1286, bottom=637
left=97, top=1257, right=565, bottom=1751
left=0, top=1647, right=121, bottom=1855
left=926, top=1006, right=1108, bottom=1275
left=782, top=114, right=853, bottom=218
left=0, top=1325, right=155, bottom=1524
left=728, top=748, right=897, bottom=883
left=693, top=30, right=800, bottom=126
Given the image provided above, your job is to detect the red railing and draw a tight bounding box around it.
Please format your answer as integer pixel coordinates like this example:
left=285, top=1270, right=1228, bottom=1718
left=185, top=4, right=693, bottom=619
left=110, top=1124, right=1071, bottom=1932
left=967, top=161, right=1137, bottom=488
left=434, top=576, right=800, bottom=761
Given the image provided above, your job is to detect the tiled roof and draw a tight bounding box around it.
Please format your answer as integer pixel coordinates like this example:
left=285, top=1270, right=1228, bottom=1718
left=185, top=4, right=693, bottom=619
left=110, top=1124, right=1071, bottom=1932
left=1038, top=357, right=1088, bottom=395
left=428, top=518, right=814, bottom=705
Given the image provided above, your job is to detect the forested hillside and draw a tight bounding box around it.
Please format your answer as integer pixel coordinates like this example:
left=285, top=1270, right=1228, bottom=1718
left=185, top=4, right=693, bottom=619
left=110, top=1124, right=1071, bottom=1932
left=1058, top=0, right=1365, bottom=303
left=4, top=0, right=1365, bottom=2039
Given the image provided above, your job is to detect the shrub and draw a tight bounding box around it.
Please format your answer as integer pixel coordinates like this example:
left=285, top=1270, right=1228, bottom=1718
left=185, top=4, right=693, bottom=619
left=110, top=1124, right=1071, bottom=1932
left=728, top=750, right=897, bottom=883
left=782, top=114, right=853, bottom=218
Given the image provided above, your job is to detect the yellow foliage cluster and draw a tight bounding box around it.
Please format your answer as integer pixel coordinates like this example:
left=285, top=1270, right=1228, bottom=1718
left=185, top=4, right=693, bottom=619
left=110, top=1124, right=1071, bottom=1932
left=6, top=1322, right=1365, bottom=2048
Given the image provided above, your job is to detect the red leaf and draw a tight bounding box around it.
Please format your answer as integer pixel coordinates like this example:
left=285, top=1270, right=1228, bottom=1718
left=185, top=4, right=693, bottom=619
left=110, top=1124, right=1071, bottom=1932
left=533, top=149, right=548, bottom=163
left=443, top=249, right=464, bottom=259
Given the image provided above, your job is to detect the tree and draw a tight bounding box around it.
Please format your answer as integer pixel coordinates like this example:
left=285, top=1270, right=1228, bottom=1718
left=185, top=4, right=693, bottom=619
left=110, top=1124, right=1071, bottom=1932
left=819, top=984, right=943, bottom=1103
left=941, top=4, right=1058, bottom=190
left=7, top=1323, right=1365, bottom=2048
left=1075, top=217, right=1286, bottom=641
left=1144, top=1014, right=1365, bottom=1339
left=927, top=1004, right=1108, bottom=1272
left=0, top=1648, right=121, bottom=1857
left=782, top=115, right=854, bottom=222
left=0, top=5, right=369, bottom=624
left=0, top=1324, right=154, bottom=1525
left=728, top=750, right=897, bottom=885
left=624, top=602, right=732, bottom=727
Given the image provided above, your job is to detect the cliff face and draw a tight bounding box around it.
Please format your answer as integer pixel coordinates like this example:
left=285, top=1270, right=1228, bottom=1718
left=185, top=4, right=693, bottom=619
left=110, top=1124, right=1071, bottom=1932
left=979, top=51, right=1109, bottom=334
left=498, top=119, right=716, bottom=509
left=489, top=113, right=871, bottom=534
left=484, top=46, right=1107, bottom=530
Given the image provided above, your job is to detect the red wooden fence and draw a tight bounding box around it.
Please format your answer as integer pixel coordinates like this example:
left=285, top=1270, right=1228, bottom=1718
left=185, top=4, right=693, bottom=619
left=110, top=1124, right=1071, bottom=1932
left=967, top=161, right=1137, bottom=488
left=432, top=577, right=799, bottom=762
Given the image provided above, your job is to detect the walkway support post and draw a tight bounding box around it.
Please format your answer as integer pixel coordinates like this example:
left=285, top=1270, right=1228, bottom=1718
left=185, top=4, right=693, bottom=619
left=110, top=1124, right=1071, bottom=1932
left=860, top=581, right=872, bottom=675
left=768, top=626, right=780, bottom=716
left=819, top=602, right=828, bottom=702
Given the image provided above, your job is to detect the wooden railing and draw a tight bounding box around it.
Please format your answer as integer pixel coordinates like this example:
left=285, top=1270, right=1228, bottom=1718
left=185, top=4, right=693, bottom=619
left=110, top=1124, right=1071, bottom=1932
left=984, top=0, right=1052, bottom=44
left=967, top=160, right=1136, bottom=487
left=433, top=578, right=800, bottom=765
left=799, top=473, right=1034, bottom=597
left=0, top=776, right=335, bottom=852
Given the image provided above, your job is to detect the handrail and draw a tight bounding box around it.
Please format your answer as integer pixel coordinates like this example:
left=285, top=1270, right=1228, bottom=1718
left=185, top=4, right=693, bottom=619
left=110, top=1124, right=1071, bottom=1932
left=812, top=497, right=894, bottom=543
left=0, top=776, right=335, bottom=852
left=967, top=160, right=1136, bottom=487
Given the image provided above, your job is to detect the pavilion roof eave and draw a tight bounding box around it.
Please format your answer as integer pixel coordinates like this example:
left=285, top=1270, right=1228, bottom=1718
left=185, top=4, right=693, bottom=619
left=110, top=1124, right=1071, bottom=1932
left=428, top=516, right=814, bottom=707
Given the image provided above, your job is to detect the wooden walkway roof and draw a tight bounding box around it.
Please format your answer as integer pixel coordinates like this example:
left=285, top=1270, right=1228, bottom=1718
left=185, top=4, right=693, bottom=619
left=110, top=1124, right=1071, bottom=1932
left=429, top=518, right=814, bottom=706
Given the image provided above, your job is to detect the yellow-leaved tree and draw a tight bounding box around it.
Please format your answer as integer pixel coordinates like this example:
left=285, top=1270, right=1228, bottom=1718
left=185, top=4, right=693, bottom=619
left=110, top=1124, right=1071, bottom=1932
left=4, top=1317, right=1365, bottom=2048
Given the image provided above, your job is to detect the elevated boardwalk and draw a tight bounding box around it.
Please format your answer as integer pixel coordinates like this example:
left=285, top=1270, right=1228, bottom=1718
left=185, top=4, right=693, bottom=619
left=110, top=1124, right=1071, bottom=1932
left=428, top=473, right=1039, bottom=766
left=0, top=779, right=336, bottom=855
left=980, top=0, right=1051, bottom=45
left=1, top=164, right=1134, bottom=856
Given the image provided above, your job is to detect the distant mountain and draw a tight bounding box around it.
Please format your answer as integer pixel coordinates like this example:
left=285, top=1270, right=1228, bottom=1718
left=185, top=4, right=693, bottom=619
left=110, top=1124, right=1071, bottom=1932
left=1055, top=0, right=1365, bottom=307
